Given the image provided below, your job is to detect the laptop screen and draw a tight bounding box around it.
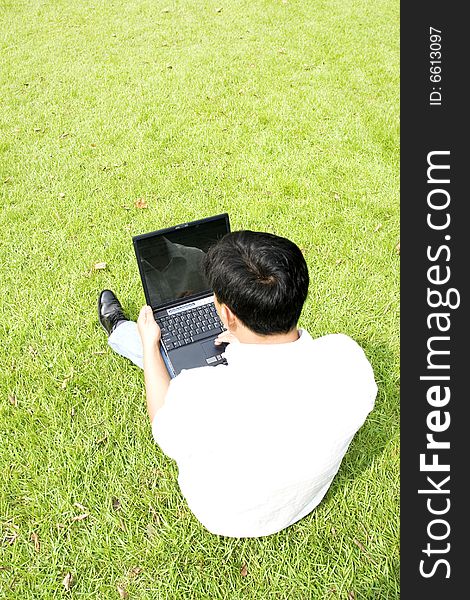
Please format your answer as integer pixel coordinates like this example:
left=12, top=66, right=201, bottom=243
left=133, top=214, right=230, bottom=309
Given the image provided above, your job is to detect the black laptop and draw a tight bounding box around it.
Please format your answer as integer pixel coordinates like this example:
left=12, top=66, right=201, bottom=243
left=132, top=213, right=231, bottom=377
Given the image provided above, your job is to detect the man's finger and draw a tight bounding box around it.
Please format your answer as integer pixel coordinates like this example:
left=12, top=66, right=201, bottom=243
left=140, top=305, right=151, bottom=316
left=215, top=331, right=237, bottom=345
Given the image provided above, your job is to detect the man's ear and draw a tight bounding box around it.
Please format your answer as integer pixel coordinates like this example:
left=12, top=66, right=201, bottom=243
left=220, top=303, right=238, bottom=330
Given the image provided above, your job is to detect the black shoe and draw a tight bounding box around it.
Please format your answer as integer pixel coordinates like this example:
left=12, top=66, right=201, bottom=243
left=98, top=290, right=129, bottom=336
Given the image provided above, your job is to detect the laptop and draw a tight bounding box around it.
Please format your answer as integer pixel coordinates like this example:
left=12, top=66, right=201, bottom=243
left=132, top=213, right=231, bottom=377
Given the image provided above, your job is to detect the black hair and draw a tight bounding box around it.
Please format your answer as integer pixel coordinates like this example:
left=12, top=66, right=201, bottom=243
left=203, top=230, right=309, bottom=335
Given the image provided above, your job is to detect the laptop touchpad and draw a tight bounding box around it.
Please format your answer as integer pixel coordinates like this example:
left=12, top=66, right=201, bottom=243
left=201, top=338, right=228, bottom=358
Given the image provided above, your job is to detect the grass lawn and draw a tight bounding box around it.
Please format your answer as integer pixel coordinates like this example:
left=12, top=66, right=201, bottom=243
left=0, top=0, right=399, bottom=598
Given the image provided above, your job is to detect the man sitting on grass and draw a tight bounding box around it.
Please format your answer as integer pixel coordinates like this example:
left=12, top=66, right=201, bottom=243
left=98, top=230, right=377, bottom=537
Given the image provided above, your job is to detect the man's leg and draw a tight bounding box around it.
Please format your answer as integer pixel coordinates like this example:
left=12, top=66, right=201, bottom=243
left=98, top=289, right=173, bottom=375
left=98, top=289, right=143, bottom=369
left=108, top=320, right=143, bottom=369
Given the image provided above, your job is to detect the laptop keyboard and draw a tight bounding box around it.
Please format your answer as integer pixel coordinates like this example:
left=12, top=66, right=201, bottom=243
left=158, top=303, right=225, bottom=350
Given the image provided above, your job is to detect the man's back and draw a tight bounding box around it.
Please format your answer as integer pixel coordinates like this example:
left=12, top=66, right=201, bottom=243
left=153, top=330, right=377, bottom=537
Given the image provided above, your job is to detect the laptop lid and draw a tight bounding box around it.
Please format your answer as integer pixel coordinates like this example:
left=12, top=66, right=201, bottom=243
left=133, top=213, right=230, bottom=311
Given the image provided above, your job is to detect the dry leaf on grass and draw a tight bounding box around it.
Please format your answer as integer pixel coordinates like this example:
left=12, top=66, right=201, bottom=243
left=112, top=497, right=121, bottom=511
left=348, top=591, right=355, bottom=600
left=117, top=584, right=129, bottom=599
left=73, top=502, right=88, bottom=511
left=71, top=513, right=89, bottom=522
left=9, top=394, right=17, bottom=407
left=62, top=572, right=73, bottom=591
left=93, top=262, right=107, bottom=271
left=395, top=241, right=400, bottom=254
left=353, top=538, right=367, bottom=552
left=83, top=263, right=106, bottom=278
left=134, top=198, right=148, bottom=209
left=149, top=505, right=161, bottom=525
left=31, top=532, right=40, bottom=552
left=240, top=564, right=248, bottom=577
left=129, top=566, right=143, bottom=578
left=353, top=538, right=377, bottom=565
left=328, top=587, right=337, bottom=595
left=58, top=192, right=65, bottom=198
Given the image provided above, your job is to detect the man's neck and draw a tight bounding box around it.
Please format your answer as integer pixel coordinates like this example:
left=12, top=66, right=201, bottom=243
left=236, top=327, right=300, bottom=345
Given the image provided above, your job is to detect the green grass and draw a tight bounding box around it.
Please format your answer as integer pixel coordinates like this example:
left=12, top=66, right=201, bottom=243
left=0, top=0, right=399, bottom=598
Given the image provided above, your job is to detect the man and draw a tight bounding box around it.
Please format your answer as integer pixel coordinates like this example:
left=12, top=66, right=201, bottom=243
left=98, top=230, right=377, bottom=537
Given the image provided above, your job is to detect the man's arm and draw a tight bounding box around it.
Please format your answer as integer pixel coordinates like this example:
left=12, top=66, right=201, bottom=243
left=137, top=306, right=171, bottom=422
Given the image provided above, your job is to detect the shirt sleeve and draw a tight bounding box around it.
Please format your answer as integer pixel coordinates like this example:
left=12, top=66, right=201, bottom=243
left=151, top=368, right=206, bottom=462
left=333, top=334, right=378, bottom=429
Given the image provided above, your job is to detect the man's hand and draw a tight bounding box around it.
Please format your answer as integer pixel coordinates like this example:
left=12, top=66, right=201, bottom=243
left=137, top=305, right=161, bottom=350
left=214, top=330, right=239, bottom=346
left=137, top=305, right=170, bottom=422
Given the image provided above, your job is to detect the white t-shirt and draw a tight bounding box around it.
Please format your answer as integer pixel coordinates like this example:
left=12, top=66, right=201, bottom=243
left=152, top=330, right=377, bottom=538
